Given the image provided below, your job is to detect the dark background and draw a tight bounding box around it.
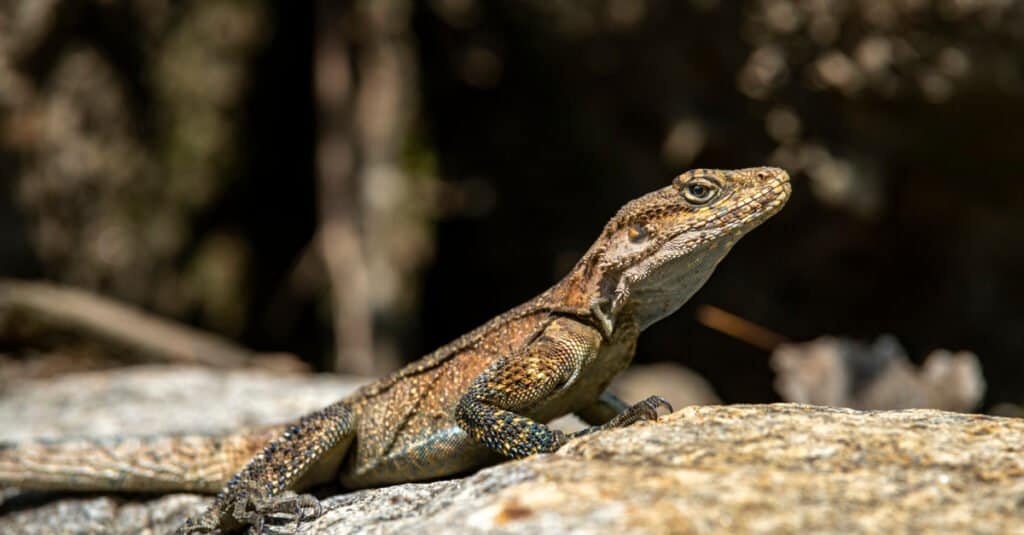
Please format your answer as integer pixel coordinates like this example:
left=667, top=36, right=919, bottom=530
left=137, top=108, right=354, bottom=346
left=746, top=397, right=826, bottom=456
left=1, top=1, right=1022, bottom=408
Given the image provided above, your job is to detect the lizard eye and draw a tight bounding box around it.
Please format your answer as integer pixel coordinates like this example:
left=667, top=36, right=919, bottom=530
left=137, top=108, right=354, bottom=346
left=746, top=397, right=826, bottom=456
left=682, top=178, right=718, bottom=205
left=627, top=224, right=649, bottom=243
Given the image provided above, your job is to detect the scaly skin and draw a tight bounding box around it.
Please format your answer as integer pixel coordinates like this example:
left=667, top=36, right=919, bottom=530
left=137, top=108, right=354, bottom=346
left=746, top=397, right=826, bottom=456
left=0, top=167, right=791, bottom=533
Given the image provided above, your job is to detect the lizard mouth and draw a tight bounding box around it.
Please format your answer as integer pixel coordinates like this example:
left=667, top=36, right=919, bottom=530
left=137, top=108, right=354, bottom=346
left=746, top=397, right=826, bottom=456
left=715, top=170, right=791, bottom=233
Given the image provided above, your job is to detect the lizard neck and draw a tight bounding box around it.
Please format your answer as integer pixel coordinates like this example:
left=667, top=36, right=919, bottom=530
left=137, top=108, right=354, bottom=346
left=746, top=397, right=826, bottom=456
left=541, top=243, right=606, bottom=315
left=617, top=236, right=738, bottom=329
left=543, top=230, right=741, bottom=333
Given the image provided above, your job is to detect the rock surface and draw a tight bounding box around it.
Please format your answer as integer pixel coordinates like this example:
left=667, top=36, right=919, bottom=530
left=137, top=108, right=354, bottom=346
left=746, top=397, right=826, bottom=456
left=2, top=367, right=1024, bottom=534
left=771, top=335, right=986, bottom=412
left=0, top=366, right=363, bottom=440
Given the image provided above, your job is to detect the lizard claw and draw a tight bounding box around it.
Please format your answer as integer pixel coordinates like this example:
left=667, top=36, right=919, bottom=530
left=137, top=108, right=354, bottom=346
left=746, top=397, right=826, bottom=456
left=177, top=486, right=323, bottom=534
left=243, top=491, right=323, bottom=534
left=636, top=395, right=674, bottom=419
left=568, top=395, right=673, bottom=441
left=605, top=395, right=673, bottom=428
left=176, top=516, right=217, bottom=535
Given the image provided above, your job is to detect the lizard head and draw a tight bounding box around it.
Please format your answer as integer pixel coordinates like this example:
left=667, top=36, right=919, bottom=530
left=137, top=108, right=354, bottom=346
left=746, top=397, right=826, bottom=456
left=587, top=166, right=791, bottom=330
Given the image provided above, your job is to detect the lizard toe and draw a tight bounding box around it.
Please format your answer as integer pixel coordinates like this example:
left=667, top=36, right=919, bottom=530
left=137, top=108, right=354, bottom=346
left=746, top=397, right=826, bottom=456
left=608, top=395, right=673, bottom=428
left=241, top=490, right=323, bottom=533
left=175, top=514, right=219, bottom=535
left=638, top=395, right=673, bottom=418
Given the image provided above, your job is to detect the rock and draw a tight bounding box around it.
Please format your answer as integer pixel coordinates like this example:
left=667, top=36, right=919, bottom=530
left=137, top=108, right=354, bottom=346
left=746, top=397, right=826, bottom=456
left=0, top=365, right=362, bottom=440
left=303, top=405, right=1024, bottom=534
left=2, top=368, right=1024, bottom=533
left=771, top=335, right=986, bottom=412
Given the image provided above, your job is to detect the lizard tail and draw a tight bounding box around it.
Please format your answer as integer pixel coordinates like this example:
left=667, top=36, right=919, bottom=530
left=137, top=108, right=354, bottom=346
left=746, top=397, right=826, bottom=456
left=0, top=425, right=285, bottom=494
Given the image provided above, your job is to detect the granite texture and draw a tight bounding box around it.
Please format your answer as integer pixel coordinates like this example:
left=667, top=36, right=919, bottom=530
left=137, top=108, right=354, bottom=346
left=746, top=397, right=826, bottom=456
left=2, top=368, right=1022, bottom=534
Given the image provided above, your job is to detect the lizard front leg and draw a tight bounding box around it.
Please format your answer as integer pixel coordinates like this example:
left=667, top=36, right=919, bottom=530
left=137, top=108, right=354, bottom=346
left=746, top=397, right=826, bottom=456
left=455, top=319, right=668, bottom=458
left=454, top=320, right=600, bottom=458
left=178, top=400, right=355, bottom=534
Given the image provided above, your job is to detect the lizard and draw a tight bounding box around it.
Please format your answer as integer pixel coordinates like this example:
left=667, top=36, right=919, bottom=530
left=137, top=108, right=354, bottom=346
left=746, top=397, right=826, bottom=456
left=0, top=166, right=791, bottom=533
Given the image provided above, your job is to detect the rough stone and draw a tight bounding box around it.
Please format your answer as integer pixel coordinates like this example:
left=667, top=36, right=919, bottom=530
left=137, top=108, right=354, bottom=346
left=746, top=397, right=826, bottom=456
left=0, top=365, right=362, bottom=440
left=2, top=368, right=1023, bottom=534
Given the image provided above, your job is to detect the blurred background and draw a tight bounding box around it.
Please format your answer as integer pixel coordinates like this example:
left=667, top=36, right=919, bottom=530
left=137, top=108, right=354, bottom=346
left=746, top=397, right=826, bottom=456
left=0, top=0, right=1021, bottom=411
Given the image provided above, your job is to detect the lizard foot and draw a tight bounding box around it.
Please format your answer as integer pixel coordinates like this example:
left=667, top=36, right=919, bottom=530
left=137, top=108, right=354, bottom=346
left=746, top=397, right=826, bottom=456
left=237, top=490, right=322, bottom=534
left=569, top=395, right=673, bottom=439
left=177, top=515, right=218, bottom=535
left=177, top=486, right=322, bottom=534
left=606, top=395, right=673, bottom=427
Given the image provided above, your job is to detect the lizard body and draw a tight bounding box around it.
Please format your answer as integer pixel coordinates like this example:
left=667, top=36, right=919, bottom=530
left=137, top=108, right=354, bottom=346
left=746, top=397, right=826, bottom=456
left=0, top=167, right=791, bottom=532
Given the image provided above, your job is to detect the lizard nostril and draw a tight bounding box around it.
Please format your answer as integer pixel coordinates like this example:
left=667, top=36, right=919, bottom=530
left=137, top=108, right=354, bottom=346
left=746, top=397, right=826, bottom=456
left=756, top=170, right=768, bottom=180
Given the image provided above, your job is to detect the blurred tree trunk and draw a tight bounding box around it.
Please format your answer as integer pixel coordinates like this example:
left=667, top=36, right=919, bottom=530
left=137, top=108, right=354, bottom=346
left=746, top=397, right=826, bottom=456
left=315, top=0, right=428, bottom=374
left=0, top=1, right=435, bottom=372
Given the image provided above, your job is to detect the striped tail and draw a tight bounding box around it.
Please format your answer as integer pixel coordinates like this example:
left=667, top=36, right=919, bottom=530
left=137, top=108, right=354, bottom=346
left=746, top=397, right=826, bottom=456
left=0, top=426, right=285, bottom=494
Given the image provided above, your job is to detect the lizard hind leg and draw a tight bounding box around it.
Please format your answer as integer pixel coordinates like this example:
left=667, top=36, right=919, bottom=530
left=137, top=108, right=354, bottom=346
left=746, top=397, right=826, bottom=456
left=178, top=400, right=356, bottom=534
left=571, top=394, right=673, bottom=439
left=597, top=395, right=673, bottom=427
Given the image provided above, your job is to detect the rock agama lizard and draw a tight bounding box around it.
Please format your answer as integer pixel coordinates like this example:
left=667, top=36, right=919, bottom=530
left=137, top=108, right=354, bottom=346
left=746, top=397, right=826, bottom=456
left=0, top=167, right=791, bottom=532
